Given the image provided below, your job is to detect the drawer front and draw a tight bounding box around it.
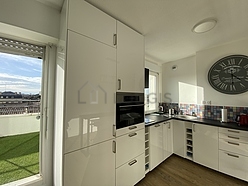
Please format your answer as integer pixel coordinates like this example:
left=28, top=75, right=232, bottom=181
left=219, top=132, right=248, bottom=144
left=116, top=123, right=144, bottom=137
left=219, top=138, right=248, bottom=156
left=116, top=128, right=145, bottom=167
left=116, top=153, right=145, bottom=186
left=219, top=128, right=248, bottom=138
left=219, top=150, right=248, bottom=181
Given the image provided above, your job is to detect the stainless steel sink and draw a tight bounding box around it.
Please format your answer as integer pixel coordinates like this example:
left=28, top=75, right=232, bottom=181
left=177, top=115, right=197, bottom=120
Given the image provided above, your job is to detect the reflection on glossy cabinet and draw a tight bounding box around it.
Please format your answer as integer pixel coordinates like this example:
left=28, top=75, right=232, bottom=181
left=193, top=123, right=218, bottom=170
left=116, top=21, right=144, bottom=92
left=64, top=31, right=116, bottom=153
left=68, top=0, right=116, bottom=47
left=64, top=139, right=115, bottom=186
left=173, top=120, right=185, bottom=157
left=149, top=123, right=163, bottom=170
left=163, top=122, right=173, bottom=160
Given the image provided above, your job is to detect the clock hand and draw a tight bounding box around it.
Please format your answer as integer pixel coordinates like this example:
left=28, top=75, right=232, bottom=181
left=232, top=74, right=241, bottom=81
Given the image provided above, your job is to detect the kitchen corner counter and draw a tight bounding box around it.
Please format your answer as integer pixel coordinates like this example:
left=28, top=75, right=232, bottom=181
left=145, top=114, right=248, bottom=131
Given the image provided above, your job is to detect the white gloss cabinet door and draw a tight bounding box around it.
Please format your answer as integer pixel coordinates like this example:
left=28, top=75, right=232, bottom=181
left=68, top=0, right=116, bottom=47
left=64, top=31, right=116, bottom=153
left=117, top=21, right=144, bottom=93
left=149, top=123, right=163, bottom=170
left=116, top=153, right=145, bottom=186
left=172, top=120, right=185, bottom=157
left=116, top=128, right=145, bottom=168
left=219, top=150, right=248, bottom=181
left=193, top=123, right=219, bottom=170
left=163, top=122, right=173, bottom=160
left=64, top=140, right=115, bottom=186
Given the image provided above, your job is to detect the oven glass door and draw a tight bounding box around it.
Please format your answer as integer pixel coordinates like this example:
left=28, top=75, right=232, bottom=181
left=116, top=103, right=144, bottom=129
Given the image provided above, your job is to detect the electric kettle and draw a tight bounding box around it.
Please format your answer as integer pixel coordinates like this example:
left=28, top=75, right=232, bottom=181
left=235, top=114, right=248, bottom=126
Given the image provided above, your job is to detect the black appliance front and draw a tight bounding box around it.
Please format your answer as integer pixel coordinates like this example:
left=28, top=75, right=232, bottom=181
left=116, top=92, right=144, bottom=130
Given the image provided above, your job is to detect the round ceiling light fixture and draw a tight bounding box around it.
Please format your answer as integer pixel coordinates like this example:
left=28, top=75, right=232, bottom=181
left=192, top=18, right=217, bottom=33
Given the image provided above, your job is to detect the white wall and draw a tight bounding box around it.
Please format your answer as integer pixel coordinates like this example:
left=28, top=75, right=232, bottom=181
left=0, top=114, right=40, bottom=137
left=0, top=0, right=60, bottom=42
left=196, top=38, right=248, bottom=107
left=162, top=55, right=196, bottom=103
left=162, top=38, right=248, bottom=107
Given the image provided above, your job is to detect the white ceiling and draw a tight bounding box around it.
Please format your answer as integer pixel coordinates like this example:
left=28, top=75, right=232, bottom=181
left=43, top=0, right=248, bottom=64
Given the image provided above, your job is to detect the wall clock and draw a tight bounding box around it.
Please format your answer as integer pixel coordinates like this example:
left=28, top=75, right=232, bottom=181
left=208, top=55, right=248, bottom=94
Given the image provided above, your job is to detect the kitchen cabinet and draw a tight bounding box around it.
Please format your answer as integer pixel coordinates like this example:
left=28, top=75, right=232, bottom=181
left=116, top=21, right=144, bottom=92
left=192, top=123, right=218, bottom=170
left=149, top=123, right=164, bottom=170
left=64, top=30, right=116, bottom=153
left=116, top=128, right=145, bottom=168
left=116, top=153, right=145, bottom=186
left=173, top=120, right=185, bottom=157
left=64, top=139, right=115, bottom=186
left=115, top=126, right=145, bottom=186
left=68, top=0, right=116, bottom=47
left=163, top=122, right=173, bottom=160
left=219, top=128, right=248, bottom=181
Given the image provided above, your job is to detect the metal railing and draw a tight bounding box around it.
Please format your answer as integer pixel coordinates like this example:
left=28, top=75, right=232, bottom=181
left=0, top=105, right=40, bottom=115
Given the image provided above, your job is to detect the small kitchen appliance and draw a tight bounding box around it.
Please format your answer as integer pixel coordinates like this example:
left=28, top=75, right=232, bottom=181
left=235, top=114, right=248, bottom=126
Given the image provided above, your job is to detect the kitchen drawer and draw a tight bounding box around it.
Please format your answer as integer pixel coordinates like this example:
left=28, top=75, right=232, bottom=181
left=116, top=128, right=145, bottom=167
left=219, top=128, right=248, bottom=138
left=116, top=153, right=145, bottom=186
left=116, top=123, right=144, bottom=137
left=219, top=150, right=248, bottom=181
left=219, top=138, right=248, bottom=156
left=219, top=132, right=248, bottom=144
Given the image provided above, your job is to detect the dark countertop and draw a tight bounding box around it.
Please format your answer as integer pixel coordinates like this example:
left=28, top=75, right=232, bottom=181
left=145, top=113, right=248, bottom=131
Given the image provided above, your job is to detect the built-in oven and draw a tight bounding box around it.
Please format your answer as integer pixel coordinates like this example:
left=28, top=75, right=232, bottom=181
left=116, top=92, right=144, bottom=130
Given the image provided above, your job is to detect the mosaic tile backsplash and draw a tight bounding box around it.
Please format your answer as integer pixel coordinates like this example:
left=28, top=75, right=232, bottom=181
left=159, top=102, right=248, bottom=122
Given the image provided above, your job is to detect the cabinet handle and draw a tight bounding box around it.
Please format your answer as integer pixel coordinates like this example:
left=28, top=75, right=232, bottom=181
left=129, top=132, right=137, bottom=137
left=112, top=141, right=116, bottom=153
left=168, top=123, right=171, bottom=129
left=113, top=34, right=117, bottom=46
left=192, top=124, right=195, bottom=132
left=227, top=141, right=239, bottom=146
left=227, top=135, right=239, bottom=140
left=228, top=130, right=239, bottom=133
left=128, top=159, right=137, bottom=166
left=112, top=124, right=116, bottom=137
left=227, top=153, right=239, bottom=158
left=129, top=126, right=137, bottom=130
left=118, top=79, right=121, bottom=90
left=155, top=124, right=160, bottom=127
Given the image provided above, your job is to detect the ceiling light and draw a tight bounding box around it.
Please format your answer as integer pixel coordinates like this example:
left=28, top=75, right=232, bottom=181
left=192, top=18, right=217, bottom=33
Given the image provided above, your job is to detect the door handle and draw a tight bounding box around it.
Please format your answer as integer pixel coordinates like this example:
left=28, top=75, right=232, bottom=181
left=128, top=159, right=137, bottom=166
left=227, top=130, right=239, bottom=133
left=227, top=153, right=239, bottom=158
left=129, top=132, right=137, bottom=137
left=112, top=124, right=116, bottom=137
left=129, top=126, right=137, bottom=130
left=227, top=135, right=239, bottom=140
left=227, top=141, right=239, bottom=146
left=118, top=79, right=121, bottom=90
left=112, top=141, right=116, bottom=153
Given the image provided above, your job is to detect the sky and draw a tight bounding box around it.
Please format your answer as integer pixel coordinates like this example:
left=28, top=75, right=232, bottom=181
left=0, top=52, right=42, bottom=94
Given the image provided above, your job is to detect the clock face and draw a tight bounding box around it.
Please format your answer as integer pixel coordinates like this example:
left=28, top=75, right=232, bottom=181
left=208, top=55, right=248, bottom=94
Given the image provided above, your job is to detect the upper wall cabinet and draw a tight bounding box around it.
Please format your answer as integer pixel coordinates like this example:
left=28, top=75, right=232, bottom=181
left=117, top=21, right=144, bottom=93
left=68, top=0, right=116, bottom=47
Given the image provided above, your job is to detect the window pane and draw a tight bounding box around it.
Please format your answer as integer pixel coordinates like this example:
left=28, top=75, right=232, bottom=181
left=148, top=74, right=157, bottom=111
left=0, top=52, right=42, bottom=185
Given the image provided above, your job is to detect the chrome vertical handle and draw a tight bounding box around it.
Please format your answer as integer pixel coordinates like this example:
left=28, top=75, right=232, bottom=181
left=113, top=34, right=117, bottom=46
left=112, top=141, right=116, bottom=153
left=192, top=123, right=195, bottom=132
left=118, top=79, right=121, bottom=90
left=113, top=124, right=116, bottom=137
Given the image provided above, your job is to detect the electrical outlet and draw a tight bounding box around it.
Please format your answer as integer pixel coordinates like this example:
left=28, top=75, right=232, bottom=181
left=202, top=100, right=206, bottom=104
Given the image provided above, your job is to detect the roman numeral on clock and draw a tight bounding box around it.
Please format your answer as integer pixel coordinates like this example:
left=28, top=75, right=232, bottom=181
left=219, top=62, right=226, bottom=68
left=219, top=83, right=227, bottom=90
left=230, top=84, right=236, bottom=91
left=227, top=59, right=235, bottom=65
left=238, top=58, right=243, bottom=65
left=213, top=69, right=221, bottom=73
left=240, top=83, right=245, bottom=88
